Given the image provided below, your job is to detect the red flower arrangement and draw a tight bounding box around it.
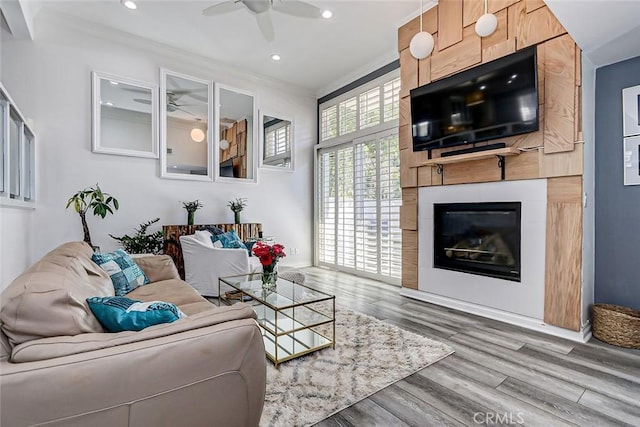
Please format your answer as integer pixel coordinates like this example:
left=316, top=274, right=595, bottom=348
left=252, top=242, right=286, bottom=288
left=252, top=241, right=286, bottom=266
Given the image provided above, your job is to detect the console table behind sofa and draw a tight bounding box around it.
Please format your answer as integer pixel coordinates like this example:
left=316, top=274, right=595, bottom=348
left=163, top=223, right=263, bottom=279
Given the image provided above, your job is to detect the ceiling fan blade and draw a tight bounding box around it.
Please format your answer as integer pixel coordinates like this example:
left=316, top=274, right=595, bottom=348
left=255, top=11, right=275, bottom=42
left=174, top=106, right=197, bottom=116
left=123, top=87, right=152, bottom=94
left=187, top=93, right=209, bottom=103
left=273, top=0, right=321, bottom=18
left=242, top=0, right=271, bottom=14
left=133, top=98, right=152, bottom=105
left=203, top=0, right=243, bottom=16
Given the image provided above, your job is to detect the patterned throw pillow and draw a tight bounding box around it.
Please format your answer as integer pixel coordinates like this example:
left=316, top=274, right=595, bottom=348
left=203, top=225, right=224, bottom=236
left=87, top=296, right=186, bottom=332
left=215, top=230, right=245, bottom=249
left=92, top=249, right=150, bottom=296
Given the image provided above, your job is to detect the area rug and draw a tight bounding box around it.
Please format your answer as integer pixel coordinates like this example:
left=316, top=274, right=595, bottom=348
left=260, top=308, right=454, bottom=426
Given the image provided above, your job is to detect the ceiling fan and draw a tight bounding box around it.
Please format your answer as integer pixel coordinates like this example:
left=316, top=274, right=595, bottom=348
left=133, top=92, right=198, bottom=116
left=202, top=0, right=322, bottom=42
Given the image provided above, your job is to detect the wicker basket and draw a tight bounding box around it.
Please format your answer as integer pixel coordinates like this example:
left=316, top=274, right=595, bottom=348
left=592, top=304, right=640, bottom=349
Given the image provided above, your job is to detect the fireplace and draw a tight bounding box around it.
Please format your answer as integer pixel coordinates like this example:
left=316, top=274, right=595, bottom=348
left=433, top=202, right=521, bottom=281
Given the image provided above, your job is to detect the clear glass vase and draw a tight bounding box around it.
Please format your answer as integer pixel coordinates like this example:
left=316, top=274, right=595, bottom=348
left=261, top=263, right=278, bottom=291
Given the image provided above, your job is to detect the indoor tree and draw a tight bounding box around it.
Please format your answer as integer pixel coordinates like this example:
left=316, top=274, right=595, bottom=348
left=66, top=183, right=119, bottom=248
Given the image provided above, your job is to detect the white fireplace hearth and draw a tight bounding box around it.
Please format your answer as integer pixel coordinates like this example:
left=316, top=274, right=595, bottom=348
left=400, top=179, right=589, bottom=341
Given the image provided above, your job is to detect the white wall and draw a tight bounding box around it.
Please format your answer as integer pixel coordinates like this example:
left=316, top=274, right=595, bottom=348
left=0, top=11, right=316, bottom=288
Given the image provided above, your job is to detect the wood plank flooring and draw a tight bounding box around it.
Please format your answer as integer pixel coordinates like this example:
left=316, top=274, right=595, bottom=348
left=297, top=267, right=640, bottom=427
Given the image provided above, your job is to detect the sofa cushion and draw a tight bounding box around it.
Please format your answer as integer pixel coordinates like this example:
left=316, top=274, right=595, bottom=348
left=127, top=278, right=210, bottom=312
left=0, top=242, right=114, bottom=348
left=87, top=296, right=186, bottom=332
left=9, top=304, right=258, bottom=363
left=133, top=255, right=180, bottom=283
left=92, top=249, right=150, bottom=296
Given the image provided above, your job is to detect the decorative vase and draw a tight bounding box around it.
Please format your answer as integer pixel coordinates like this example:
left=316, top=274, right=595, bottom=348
left=261, top=262, right=278, bottom=291
left=187, top=211, right=195, bottom=226
left=234, top=211, right=241, bottom=224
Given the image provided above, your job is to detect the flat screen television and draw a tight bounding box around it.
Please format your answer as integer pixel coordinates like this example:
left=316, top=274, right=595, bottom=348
left=410, top=46, right=538, bottom=152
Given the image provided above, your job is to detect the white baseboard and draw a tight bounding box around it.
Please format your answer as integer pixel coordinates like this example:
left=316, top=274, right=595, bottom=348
left=400, top=288, right=592, bottom=343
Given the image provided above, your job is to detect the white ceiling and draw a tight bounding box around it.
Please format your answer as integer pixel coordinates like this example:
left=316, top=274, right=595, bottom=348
left=5, top=1, right=640, bottom=98
left=26, top=0, right=421, bottom=97
left=545, top=0, right=640, bottom=68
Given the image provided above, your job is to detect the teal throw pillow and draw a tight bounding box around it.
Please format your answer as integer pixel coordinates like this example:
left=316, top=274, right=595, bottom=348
left=87, top=296, right=186, bottom=332
left=92, top=249, right=150, bottom=296
left=244, top=240, right=256, bottom=256
left=216, top=230, right=245, bottom=249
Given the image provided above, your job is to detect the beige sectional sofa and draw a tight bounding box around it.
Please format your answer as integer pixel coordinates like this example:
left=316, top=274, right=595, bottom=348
left=0, top=242, right=266, bottom=427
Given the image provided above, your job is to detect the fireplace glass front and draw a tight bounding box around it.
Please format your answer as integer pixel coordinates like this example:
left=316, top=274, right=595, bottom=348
left=433, top=202, right=521, bottom=281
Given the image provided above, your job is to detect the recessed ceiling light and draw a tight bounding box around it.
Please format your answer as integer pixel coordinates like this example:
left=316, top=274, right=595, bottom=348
left=511, top=74, right=518, bottom=79
left=105, top=102, right=113, bottom=106
left=271, top=54, right=281, bottom=61
left=321, top=9, right=333, bottom=19
left=110, top=81, right=119, bottom=85
left=479, top=85, right=487, bottom=90
left=121, top=0, right=137, bottom=10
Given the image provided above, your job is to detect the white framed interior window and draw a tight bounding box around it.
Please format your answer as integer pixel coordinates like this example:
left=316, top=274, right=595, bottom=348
left=0, top=82, right=35, bottom=208
left=260, top=110, right=293, bottom=171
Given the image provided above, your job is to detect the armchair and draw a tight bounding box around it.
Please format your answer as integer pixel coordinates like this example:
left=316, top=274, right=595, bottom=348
left=180, top=233, right=261, bottom=297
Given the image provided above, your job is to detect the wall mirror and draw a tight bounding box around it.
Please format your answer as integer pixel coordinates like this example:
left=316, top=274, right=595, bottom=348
left=92, top=71, right=158, bottom=158
left=260, top=112, right=293, bottom=171
left=215, top=84, right=257, bottom=182
left=160, top=69, right=212, bottom=181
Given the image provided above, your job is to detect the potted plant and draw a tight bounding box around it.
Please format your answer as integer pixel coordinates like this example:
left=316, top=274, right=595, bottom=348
left=183, top=200, right=204, bottom=225
left=109, top=218, right=164, bottom=255
left=228, top=198, right=247, bottom=224
left=66, top=183, right=119, bottom=249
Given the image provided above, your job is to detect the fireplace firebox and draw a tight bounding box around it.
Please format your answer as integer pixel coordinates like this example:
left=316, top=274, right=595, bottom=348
left=433, top=202, right=521, bottom=281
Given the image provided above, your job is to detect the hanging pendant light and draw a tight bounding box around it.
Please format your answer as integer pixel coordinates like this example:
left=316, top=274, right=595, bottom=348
left=476, top=0, right=498, bottom=37
left=409, top=0, right=434, bottom=60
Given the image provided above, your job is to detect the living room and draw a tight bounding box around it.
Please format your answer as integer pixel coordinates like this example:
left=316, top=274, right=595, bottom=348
left=1, top=0, right=639, bottom=426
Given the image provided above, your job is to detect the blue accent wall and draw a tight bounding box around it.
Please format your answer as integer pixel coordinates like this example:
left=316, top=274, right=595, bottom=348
left=594, top=56, right=640, bottom=309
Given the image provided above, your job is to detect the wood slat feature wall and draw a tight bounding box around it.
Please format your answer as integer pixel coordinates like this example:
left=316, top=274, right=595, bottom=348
left=544, top=177, right=583, bottom=331
left=543, top=34, right=576, bottom=154
left=400, top=188, right=418, bottom=231
left=438, top=0, right=463, bottom=50
left=398, top=0, right=585, bottom=331
left=402, top=230, right=419, bottom=290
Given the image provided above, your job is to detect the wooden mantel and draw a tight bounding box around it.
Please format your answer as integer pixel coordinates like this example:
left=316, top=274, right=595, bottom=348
left=421, top=147, right=521, bottom=166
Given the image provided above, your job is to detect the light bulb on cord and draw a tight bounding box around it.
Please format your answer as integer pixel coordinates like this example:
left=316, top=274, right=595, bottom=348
left=409, top=0, right=434, bottom=60
left=475, top=0, right=498, bottom=37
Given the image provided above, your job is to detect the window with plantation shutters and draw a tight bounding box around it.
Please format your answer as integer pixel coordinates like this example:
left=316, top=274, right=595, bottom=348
left=338, top=97, right=357, bottom=136
left=318, top=151, right=336, bottom=264
left=264, top=122, right=290, bottom=162
left=317, top=129, right=401, bottom=280
left=383, top=78, right=401, bottom=121
left=359, top=87, right=380, bottom=129
left=321, top=104, right=337, bottom=141
left=319, top=76, right=401, bottom=143
left=317, top=70, right=401, bottom=282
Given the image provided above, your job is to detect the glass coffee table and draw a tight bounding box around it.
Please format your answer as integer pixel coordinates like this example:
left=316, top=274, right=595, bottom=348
left=218, top=273, right=335, bottom=367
